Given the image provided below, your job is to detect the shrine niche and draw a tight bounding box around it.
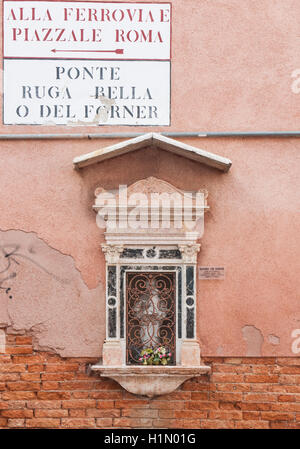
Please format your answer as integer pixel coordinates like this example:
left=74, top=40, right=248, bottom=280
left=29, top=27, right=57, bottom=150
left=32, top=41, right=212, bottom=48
left=73, top=133, right=232, bottom=397
left=90, top=176, right=211, bottom=397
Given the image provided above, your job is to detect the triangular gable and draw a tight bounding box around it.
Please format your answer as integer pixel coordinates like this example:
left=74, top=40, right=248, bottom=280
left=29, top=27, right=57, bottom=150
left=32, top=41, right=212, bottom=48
left=73, top=133, right=232, bottom=172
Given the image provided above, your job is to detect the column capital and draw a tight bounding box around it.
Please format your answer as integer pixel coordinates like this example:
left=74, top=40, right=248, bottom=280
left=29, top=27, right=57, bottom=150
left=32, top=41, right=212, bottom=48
left=178, top=244, right=201, bottom=263
left=101, top=244, right=124, bottom=263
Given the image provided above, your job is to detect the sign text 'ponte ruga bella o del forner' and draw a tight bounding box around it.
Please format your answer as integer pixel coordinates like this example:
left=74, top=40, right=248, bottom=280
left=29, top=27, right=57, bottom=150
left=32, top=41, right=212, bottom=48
left=3, top=1, right=171, bottom=126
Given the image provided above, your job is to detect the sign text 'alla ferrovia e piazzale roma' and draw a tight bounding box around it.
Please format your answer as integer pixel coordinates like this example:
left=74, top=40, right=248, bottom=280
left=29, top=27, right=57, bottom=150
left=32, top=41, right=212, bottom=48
left=3, top=1, right=171, bottom=126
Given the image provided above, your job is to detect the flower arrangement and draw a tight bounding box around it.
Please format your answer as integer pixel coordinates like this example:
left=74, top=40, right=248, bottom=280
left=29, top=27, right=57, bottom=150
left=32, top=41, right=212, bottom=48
left=139, top=346, right=172, bottom=365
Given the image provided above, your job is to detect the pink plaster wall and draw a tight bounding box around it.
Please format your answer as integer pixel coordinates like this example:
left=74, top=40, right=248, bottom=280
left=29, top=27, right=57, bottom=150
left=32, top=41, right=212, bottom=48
left=0, top=1, right=300, bottom=357
left=0, top=138, right=299, bottom=357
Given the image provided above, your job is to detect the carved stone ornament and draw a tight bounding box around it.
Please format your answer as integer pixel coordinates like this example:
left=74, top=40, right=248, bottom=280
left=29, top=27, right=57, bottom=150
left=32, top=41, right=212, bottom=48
left=101, top=244, right=124, bottom=263
left=178, top=244, right=201, bottom=263
left=90, top=178, right=211, bottom=397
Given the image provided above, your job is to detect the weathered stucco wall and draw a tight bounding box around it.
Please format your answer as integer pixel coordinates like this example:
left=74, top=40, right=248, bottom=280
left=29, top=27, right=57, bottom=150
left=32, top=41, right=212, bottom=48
left=0, top=138, right=299, bottom=357
left=0, top=0, right=300, bottom=358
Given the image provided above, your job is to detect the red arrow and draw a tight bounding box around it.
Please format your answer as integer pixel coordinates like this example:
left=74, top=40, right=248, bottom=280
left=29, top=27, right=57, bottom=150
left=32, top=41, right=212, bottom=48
left=51, top=48, right=124, bottom=54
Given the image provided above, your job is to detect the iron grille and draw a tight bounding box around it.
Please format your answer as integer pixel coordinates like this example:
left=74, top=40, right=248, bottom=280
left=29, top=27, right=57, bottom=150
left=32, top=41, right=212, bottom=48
left=126, top=272, right=176, bottom=365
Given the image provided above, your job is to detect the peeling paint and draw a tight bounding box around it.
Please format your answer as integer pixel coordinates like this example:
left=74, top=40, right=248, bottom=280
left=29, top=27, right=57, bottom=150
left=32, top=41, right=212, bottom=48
left=0, top=229, right=105, bottom=357
left=242, top=325, right=264, bottom=356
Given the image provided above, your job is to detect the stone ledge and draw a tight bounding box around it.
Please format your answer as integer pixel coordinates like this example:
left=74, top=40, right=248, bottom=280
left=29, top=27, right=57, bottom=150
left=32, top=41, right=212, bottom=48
left=90, top=365, right=211, bottom=398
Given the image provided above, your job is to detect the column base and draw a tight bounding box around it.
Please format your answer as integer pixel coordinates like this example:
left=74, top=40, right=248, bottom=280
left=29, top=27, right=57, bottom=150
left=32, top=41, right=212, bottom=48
left=180, top=340, right=201, bottom=366
left=102, top=340, right=123, bottom=366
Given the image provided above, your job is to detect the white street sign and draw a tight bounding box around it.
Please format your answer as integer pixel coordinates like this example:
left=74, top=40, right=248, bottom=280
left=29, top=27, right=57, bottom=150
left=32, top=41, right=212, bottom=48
left=4, top=59, right=170, bottom=125
left=3, top=1, right=171, bottom=126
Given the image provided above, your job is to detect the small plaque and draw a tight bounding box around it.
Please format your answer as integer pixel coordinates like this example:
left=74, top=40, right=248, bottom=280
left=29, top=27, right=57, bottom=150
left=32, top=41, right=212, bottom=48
left=198, top=267, right=225, bottom=280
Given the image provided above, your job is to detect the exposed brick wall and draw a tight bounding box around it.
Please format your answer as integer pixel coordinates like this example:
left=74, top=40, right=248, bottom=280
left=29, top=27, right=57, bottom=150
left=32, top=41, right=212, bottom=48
left=1, top=333, right=300, bottom=429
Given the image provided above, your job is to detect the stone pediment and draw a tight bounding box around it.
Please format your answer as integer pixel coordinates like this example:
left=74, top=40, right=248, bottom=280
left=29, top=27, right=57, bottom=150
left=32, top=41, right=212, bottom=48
left=73, top=133, right=232, bottom=172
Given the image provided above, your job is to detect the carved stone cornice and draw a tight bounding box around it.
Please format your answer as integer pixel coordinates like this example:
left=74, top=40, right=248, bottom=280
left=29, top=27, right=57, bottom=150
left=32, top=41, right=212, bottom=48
left=178, top=244, right=201, bottom=263
left=101, top=244, right=124, bottom=263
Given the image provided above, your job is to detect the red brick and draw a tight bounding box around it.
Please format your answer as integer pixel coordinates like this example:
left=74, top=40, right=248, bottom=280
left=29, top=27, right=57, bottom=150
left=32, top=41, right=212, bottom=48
left=42, top=381, right=60, bottom=390
left=209, top=410, right=242, bottom=420
left=158, top=410, right=175, bottom=418
left=261, top=412, right=295, bottom=421
left=190, top=392, right=209, bottom=400
left=7, top=419, right=25, bottom=428
left=6, top=381, right=40, bottom=391
left=15, top=336, right=32, bottom=345
left=72, top=391, right=90, bottom=399
left=115, top=400, right=149, bottom=409
left=278, top=394, right=296, bottom=402
left=279, top=375, right=300, bottom=384
left=27, top=400, right=61, bottom=409
left=2, top=391, right=36, bottom=400
left=41, top=373, right=74, bottom=381
left=237, top=402, right=271, bottom=411
left=45, top=363, right=79, bottom=373
left=151, top=419, right=174, bottom=428
left=28, top=364, right=44, bottom=373
left=217, top=383, right=251, bottom=392
left=2, top=409, right=33, bottom=418
left=185, top=401, right=219, bottom=411
left=244, top=374, right=279, bottom=383
left=0, top=418, right=8, bottom=427
left=61, top=418, right=96, bottom=428
left=0, top=364, right=26, bottom=373
left=244, top=393, right=278, bottom=402
left=12, top=355, right=43, bottom=364
left=59, top=381, right=95, bottom=390
left=34, top=409, right=68, bottom=418
left=113, top=418, right=152, bottom=428
left=200, top=419, right=235, bottom=429
left=20, top=373, right=41, bottom=381
left=174, top=410, right=208, bottom=419
left=62, top=399, right=96, bottom=409
left=271, top=402, right=300, bottom=412
left=213, top=364, right=249, bottom=373
left=211, top=392, right=243, bottom=402
left=87, top=408, right=120, bottom=418
left=149, top=401, right=184, bottom=410
left=26, top=418, right=61, bottom=428
left=235, top=420, right=269, bottom=429
left=121, top=408, right=157, bottom=418
left=269, top=421, right=300, bottom=429
left=0, top=373, right=20, bottom=381
left=277, top=358, right=300, bottom=366
left=69, top=409, right=86, bottom=417
left=5, top=346, right=33, bottom=355
left=37, top=391, right=71, bottom=400
left=243, top=411, right=261, bottom=420
left=212, top=373, right=244, bottom=383
left=90, top=391, right=122, bottom=400
left=96, top=418, right=113, bottom=427
left=219, top=402, right=242, bottom=410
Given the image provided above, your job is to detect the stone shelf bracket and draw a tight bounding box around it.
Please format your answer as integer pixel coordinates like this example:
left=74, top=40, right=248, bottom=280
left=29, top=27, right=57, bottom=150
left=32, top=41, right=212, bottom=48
left=90, top=365, right=211, bottom=398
